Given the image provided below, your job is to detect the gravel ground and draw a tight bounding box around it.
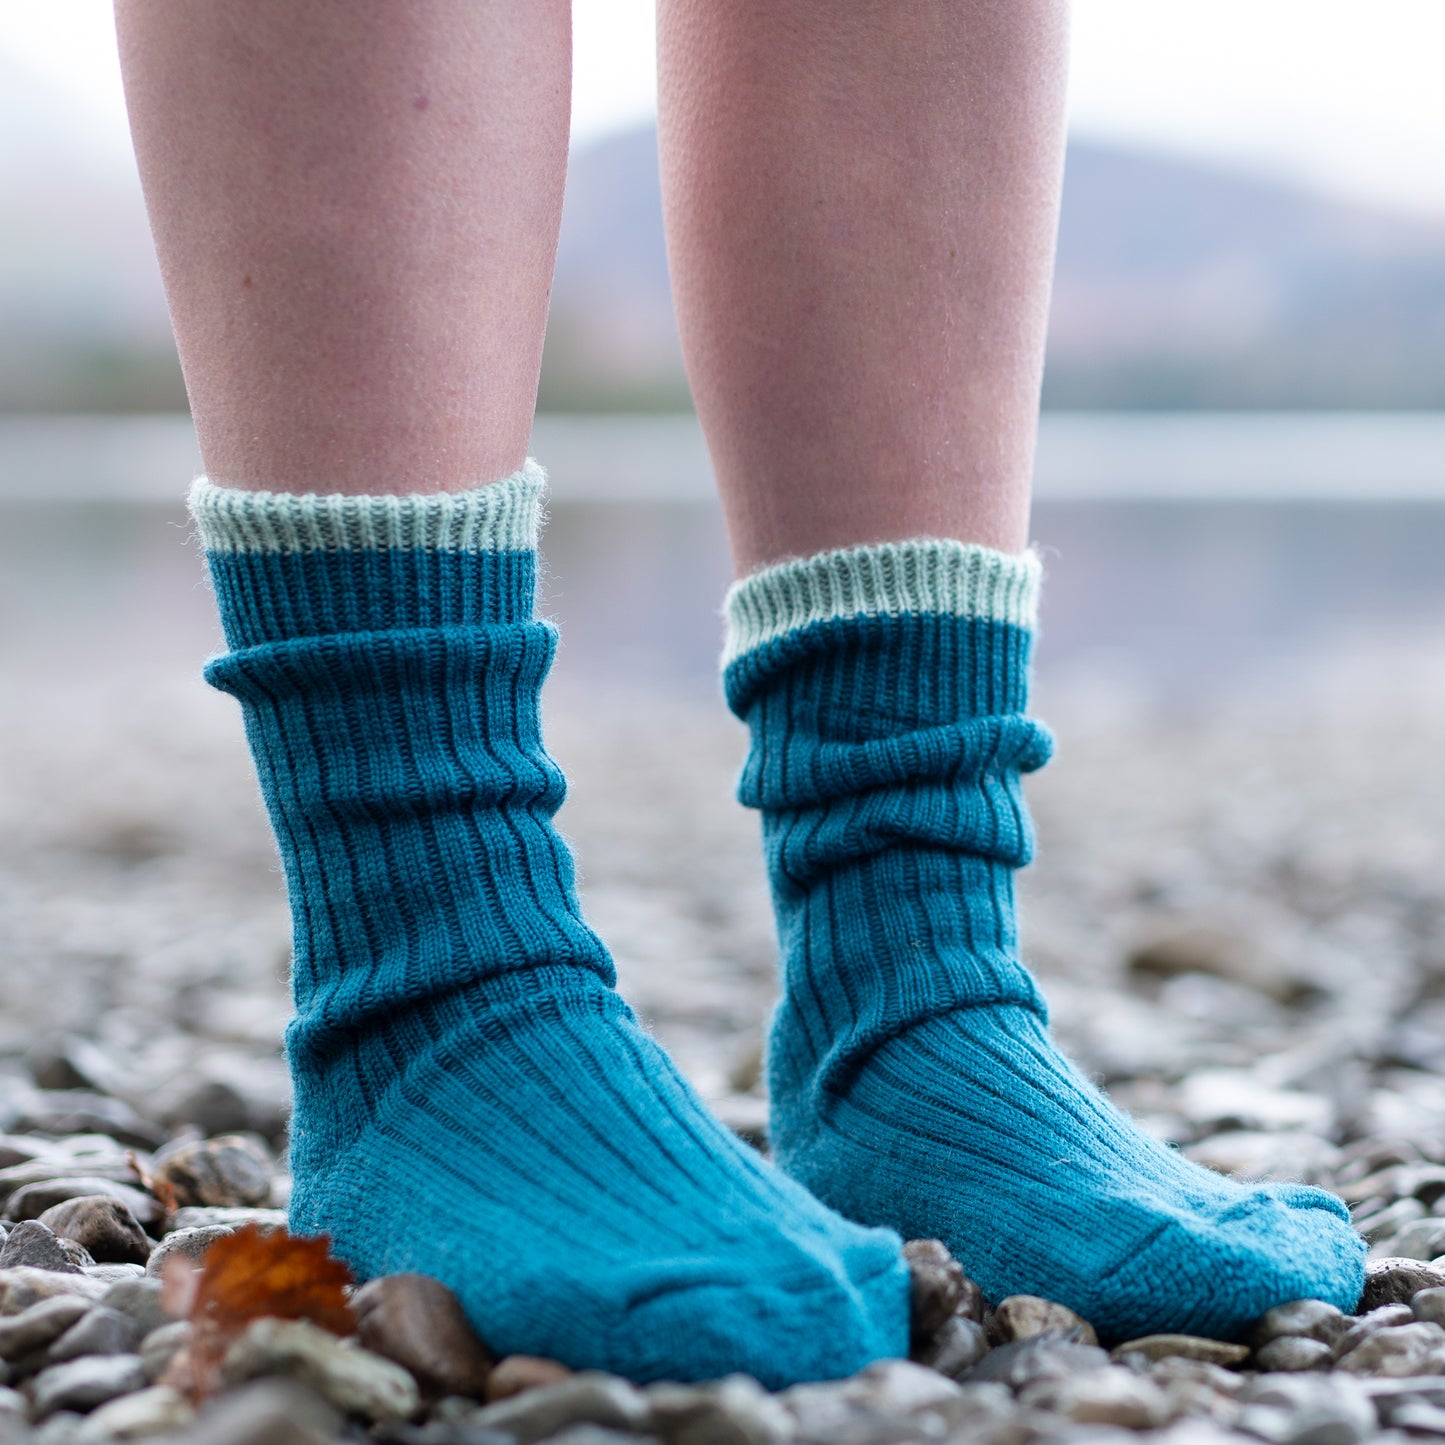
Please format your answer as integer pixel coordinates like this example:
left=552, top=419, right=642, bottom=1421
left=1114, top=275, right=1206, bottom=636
left=3, top=644, right=1445, bottom=1442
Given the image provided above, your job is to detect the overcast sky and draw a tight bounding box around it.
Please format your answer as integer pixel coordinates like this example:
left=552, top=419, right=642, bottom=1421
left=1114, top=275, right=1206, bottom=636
left=4, top=1, right=1444, bottom=221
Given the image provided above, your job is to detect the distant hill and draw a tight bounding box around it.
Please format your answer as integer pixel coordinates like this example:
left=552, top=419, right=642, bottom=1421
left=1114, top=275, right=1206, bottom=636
left=4, top=75, right=1445, bottom=411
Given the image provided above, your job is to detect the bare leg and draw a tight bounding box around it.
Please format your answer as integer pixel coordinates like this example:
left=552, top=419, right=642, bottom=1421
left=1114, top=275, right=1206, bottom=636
left=114, top=0, right=569, bottom=495
left=658, top=0, right=1068, bottom=569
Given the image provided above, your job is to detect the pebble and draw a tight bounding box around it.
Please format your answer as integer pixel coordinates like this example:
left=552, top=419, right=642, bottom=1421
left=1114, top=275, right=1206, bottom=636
left=354, top=1272, right=494, bottom=1401
left=1332, top=1304, right=1414, bottom=1360
left=1254, top=1336, right=1335, bottom=1372
left=138, top=1320, right=192, bottom=1383
left=486, top=1354, right=575, bottom=1402
left=647, top=1373, right=793, bottom=1445
left=38, top=1196, right=152, bottom=1267
left=964, top=1333, right=1112, bottom=1389
left=837, top=1359, right=963, bottom=1415
left=46, top=1306, right=142, bottom=1363
left=72, top=1383, right=196, bottom=1442
left=100, top=1277, right=172, bottom=1337
left=1110, top=1335, right=1251, bottom=1368
left=221, top=1316, right=420, bottom=1423
left=174, top=1377, right=344, bottom=1445
left=0, top=1295, right=92, bottom=1359
left=992, top=1294, right=1099, bottom=1347
left=0, top=1267, right=107, bottom=1315
left=6, top=1179, right=162, bottom=1232
left=1020, top=1364, right=1173, bottom=1428
left=144, top=1223, right=236, bottom=1278
left=1336, top=1320, right=1445, bottom=1376
left=1252, top=1299, right=1352, bottom=1347
left=1242, top=1373, right=1377, bottom=1443
left=1390, top=1217, right=1445, bottom=1262
left=1360, top=1258, right=1445, bottom=1311
left=901, top=1239, right=981, bottom=1351
left=913, top=1315, right=990, bottom=1379
left=10, top=1094, right=164, bottom=1152
left=31, top=1352, right=147, bottom=1417
left=166, top=1205, right=287, bottom=1233
left=0, top=1221, right=86, bottom=1275
left=466, top=1372, right=652, bottom=1443
left=148, top=1136, right=273, bottom=1210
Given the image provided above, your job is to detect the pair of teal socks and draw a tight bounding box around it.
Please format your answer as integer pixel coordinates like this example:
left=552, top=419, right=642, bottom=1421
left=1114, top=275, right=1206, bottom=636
left=191, top=460, right=1364, bottom=1385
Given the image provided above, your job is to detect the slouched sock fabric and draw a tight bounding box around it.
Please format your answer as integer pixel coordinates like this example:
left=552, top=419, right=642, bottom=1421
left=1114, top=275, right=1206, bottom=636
left=190, top=462, right=910, bottom=1385
left=723, top=538, right=1365, bottom=1342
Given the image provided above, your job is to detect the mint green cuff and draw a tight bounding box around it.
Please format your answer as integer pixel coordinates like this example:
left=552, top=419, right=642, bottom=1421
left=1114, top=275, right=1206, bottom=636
left=722, top=537, right=1041, bottom=667
left=189, top=459, right=545, bottom=554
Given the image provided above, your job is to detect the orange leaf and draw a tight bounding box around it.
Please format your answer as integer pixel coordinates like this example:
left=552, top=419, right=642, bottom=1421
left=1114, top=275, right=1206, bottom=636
left=163, top=1224, right=356, bottom=1401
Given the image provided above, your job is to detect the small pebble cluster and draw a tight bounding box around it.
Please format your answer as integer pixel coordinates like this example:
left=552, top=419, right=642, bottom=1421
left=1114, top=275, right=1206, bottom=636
left=0, top=1115, right=1444, bottom=1442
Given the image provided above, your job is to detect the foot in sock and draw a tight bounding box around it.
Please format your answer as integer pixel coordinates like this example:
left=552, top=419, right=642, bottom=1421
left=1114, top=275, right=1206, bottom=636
left=190, top=462, right=910, bottom=1386
left=722, top=540, right=1366, bottom=1342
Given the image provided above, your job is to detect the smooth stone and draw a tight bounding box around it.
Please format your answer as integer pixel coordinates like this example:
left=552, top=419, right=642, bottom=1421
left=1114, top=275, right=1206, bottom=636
left=485, top=1354, right=574, bottom=1402
left=100, top=1279, right=171, bottom=1337
left=1384, top=1400, right=1445, bottom=1438
left=1243, top=1373, right=1376, bottom=1445
left=964, top=1334, right=1112, bottom=1389
left=139, top=1320, right=192, bottom=1384
left=992, top=1295, right=1099, bottom=1348
left=6, top=1180, right=161, bottom=1232
left=24, top=1038, right=117, bottom=1097
left=72, top=1383, right=196, bottom=1442
left=354, top=1273, right=494, bottom=1401
left=1111, top=1335, right=1250, bottom=1367
left=0, top=1269, right=106, bottom=1316
left=1020, top=1365, right=1172, bottom=1429
left=541, top=1432, right=660, bottom=1445
left=0, top=1137, right=60, bottom=1171
left=46, top=1307, right=142, bottom=1363
left=176, top=1377, right=344, bottom=1445
left=31, top=1352, right=147, bottom=1417
left=1416, top=1289, right=1445, bottom=1328
left=1337, top=1321, right=1445, bottom=1376
left=914, top=1316, right=990, bottom=1379
left=38, top=1197, right=151, bottom=1267
left=1361, top=1258, right=1445, bottom=1311
left=144, top=1224, right=235, bottom=1278
left=1253, top=1337, right=1335, bottom=1372
left=1147, top=1357, right=1249, bottom=1398
left=0, top=1382, right=24, bottom=1416
left=166, top=1206, right=286, bottom=1234
left=0, top=1157, right=137, bottom=1197
left=838, top=1359, right=963, bottom=1415
left=647, top=1374, right=792, bottom=1445
left=1393, top=1219, right=1445, bottom=1264
left=221, top=1316, right=419, bottom=1423
left=0, top=1222, right=84, bottom=1275
left=84, top=1265, right=147, bottom=1285
left=165, top=1080, right=253, bottom=1138
left=148, top=1138, right=272, bottom=1211
left=11, top=1095, right=164, bottom=1152
left=1332, top=1305, right=1414, bottom=1360
left=467, top=1372, right=652, bottom=1443
left=901, top=1239, right=982, bottom=1350
left=1251, top=1299, right=1351, bottom=1347
left=0, top=1296, right=92, bottom=1360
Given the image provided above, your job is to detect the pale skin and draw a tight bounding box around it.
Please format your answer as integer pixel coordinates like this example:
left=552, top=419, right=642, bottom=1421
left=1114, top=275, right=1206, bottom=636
left=113, top=0, right=1068, bottom=567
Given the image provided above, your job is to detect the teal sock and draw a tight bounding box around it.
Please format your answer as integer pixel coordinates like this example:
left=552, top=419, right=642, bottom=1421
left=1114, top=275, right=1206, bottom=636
left=189, top=462, right=909, bottom=1385
left=722, top=538, right=1365, bottom=1342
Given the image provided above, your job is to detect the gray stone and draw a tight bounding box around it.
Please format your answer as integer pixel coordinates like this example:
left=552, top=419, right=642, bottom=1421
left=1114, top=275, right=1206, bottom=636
left=148, top=1137, right=272, bottom=1210
left=0, top=1270, right=106, bottom=1317
left=11, top=1094, right=164, bottom=1151
left=1243, top=1373, right=1376, bottom=1445
left=914, top=1315, right=990, bottom=1379
left=1111, top=1335, right=1251, bottom=1368
left=1254, top=1337, right=1334, bottom=1372
left=837, top=1359, right=962, bottom=1415
left=1332, top=1304, right=1414, bottom=1360
left=144, top=1224, right=234, bottom=1278
left=0, top=1295, right=92, bottom=1360
left=1360, top=1258, right=1445, bottom=1311
left=1415, top=1289, right=1445, bottom=1328
left=73, top=1384, right=195, bottom=1442
left=6, top=1181, right=161, bottom=1233
left=963, top=1333, right=1111, bottom=1389
left=991, top=1295, right=1099, bottom=1347
left=38, top=1197, right=151, bottom=1268
left=176, top=1378, right=343, bottom=1445
left=541, top=1432, right=661, bottom=1445
left=901, top=1239, right=981, bottom=1351
left=1393, top=1219, right=1445, bottom=1263
left=1020, top=1365, right=1172, bottom=1428
left=0, top=1223, right=84, bottom=1276
left=484, top=1353, right=573, bottom=1401
left=99, top=1278, right=171, bottom=1337
left=221, top=1316, right=419, bottom=1423
left=83, top=1265, right=145, bottom=1286
left=353, top=1272, right=494, bottom=1401
left=1336, top=1320, right=1445, bottom=1376
left=31, top=1352, right=147, bottom=1417
left=166, top=1206, right=286, bottom=1234
left=138, top=1320, right=191, bottom=1384
left=1251, top=1299, right=1351, bottom=1347
left=646, top=1374, right=792, bottom=1445
left=467, top=1372, right=652, bottom=1443
left=46, top=1307, right=142, bottom=1363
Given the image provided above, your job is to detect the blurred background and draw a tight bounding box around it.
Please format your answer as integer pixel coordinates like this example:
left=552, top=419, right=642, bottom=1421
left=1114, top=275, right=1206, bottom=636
left=2, top=3, right=1445, bottom=1184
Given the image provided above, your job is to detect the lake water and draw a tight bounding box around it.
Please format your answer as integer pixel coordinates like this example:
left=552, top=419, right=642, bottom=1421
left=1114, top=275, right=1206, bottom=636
left=4, top=412, right=1445, bottom=713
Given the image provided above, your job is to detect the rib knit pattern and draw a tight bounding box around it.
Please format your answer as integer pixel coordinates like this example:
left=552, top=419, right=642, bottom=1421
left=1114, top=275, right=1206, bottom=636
left=190, top=464, right=910, bottom=1386
left=724, top=537, right=1365, bottom=1342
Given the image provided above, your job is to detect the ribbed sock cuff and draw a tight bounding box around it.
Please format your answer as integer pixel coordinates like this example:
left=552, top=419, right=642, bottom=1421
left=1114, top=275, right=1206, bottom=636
left=188, top=461, right=545, bottom=649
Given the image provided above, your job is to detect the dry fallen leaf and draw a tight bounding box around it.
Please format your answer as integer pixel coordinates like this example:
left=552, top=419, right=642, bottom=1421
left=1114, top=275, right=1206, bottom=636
left=161, top=1223, right=356, bottom=1401
left=128, top=1148, right=179, bottom=1220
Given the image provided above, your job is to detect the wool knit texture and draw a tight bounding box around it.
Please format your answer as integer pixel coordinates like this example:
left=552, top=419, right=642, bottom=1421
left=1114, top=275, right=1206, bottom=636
left=723, top=536, right=1365, bottom=1342
left=190, top=462, right=911, bottom=1385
